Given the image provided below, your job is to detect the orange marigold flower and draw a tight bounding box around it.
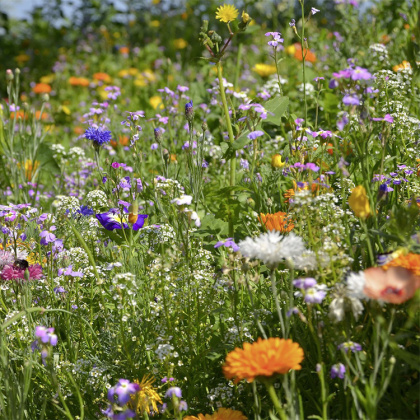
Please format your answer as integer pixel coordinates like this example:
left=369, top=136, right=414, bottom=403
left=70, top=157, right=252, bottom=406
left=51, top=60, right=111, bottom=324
left=69, top=76, right=90, bottom=87
left=223, top=337, right=304, bottom=384
left=382, top=253, right=420, bottom=277
left=119, top=46, right=130, bottom=54
left=392, top=60, right=411, bottom=72
left=259, top=212, right=294, bottom=233
left=184, top=408, right=247, bottom=420
left=32, top=83, right=52, bottom=94
left=93, top=72, right=112, bottom=83
left=292, top=43, right=317, bottom=63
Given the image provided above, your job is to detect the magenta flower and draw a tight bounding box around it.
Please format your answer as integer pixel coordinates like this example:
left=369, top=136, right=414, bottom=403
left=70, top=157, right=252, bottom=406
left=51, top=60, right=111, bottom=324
left=1, top=264, right=43, bottom=281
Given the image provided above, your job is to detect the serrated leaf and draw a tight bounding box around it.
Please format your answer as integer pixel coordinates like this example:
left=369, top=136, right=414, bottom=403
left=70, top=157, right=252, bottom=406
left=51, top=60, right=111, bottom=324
left=263, top=96, right=289, bottom=126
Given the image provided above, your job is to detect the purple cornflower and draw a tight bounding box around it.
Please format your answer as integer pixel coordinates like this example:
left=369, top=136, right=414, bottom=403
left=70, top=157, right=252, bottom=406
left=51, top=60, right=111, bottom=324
left=84, top=126, right=112, bottom=147
left=331, top=363, right=346, bottom=379
left=338, top=341, right=362, bottom=353
left=77, top=205, right=94, bottom=216
left=165, top=387, right=182, bottom=398
left=108, top=379, right=140, bottom=405
left=214, top=238, right=240, bottom=252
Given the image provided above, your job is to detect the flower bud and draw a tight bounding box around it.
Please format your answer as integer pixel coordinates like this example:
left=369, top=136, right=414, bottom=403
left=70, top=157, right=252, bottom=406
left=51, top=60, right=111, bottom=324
left=201, top=121, right=208, bottom=131
left=154, top=127, right=162, bottom=142
left=41, top=93, right=49, bottom=102
left=6, top=69, right=14, bottom=82
left=241, top=11, right=250, bottom=23
left=185, top=100, right=194, bottom=122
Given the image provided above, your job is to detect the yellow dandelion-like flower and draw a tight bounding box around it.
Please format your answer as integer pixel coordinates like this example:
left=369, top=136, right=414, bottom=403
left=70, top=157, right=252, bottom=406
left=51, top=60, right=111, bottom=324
left=252, top=63, right=277, bottom=78
left=215, top=4, right=239, bottom=23
left=129, top=374, right=162, bottom=415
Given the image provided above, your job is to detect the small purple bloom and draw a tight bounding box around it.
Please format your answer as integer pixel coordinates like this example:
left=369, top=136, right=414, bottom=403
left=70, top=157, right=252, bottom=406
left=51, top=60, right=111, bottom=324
left=214, top=238, right=239, bottom=252
left=165, top=387, right=182, bottom=398
left=107, top=379, right=140, bottom=405
left=338, top=341, right=362, bottom=353
left=331, top=363, right=346, bottom=379
left=293, top=278, right=317, bottom=289
left=247, top=130, right=265, bottom=140
left=343, top=94, right=360, bottom=106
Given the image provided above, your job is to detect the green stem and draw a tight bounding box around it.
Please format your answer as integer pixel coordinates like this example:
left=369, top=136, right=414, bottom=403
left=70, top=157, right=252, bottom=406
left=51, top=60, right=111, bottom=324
left=265, top=382, right=288, bottom=420
left=217, top=61, right=236, bottom=236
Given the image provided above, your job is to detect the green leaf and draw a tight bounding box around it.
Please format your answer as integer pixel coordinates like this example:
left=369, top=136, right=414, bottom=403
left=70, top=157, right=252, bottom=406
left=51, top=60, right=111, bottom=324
left=263, top=96, right=289, bottom=126
left=35, top=143, right=60, bottom=174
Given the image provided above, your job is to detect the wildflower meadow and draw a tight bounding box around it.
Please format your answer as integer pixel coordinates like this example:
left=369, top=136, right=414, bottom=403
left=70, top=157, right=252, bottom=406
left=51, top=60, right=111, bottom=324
left=0, top=0, right=420, bottom=418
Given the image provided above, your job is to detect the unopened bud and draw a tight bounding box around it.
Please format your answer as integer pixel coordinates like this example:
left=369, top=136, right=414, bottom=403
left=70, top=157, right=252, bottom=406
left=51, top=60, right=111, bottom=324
left=6, top=69, right=14, bottom=82
left=185, top=100, right=194, bottom=122
left=41, top=93, right=49, bottom=102
left=24, top=268, right=30, bottom=281
left=201, top=121, right=208, bottom=131
left=247, top=197, right=255, bottom=208
left=241, top=11, right=250, bottom=23
left=14, top=68, right=21, bottom=76
left=154, top=127, right=163, bottom=142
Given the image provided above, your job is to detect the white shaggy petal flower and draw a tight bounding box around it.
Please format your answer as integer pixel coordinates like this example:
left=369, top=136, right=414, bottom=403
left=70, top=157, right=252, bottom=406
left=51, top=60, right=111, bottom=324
left=346, top=271, right=366, bottom=299
left=171, top=195, right=193, bottom=205
left=238, top=231, right=308, bottom=269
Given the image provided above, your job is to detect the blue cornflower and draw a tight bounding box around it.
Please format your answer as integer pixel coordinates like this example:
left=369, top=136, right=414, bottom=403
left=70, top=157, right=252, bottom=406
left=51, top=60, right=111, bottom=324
left=84, top=126, right=112, bottom=147
left=185, top=100, right=194, bottom=121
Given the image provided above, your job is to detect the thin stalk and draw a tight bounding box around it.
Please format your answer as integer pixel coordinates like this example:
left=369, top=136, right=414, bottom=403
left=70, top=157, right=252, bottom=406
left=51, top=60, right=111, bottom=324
left=265, top=382, right=288, bottom=420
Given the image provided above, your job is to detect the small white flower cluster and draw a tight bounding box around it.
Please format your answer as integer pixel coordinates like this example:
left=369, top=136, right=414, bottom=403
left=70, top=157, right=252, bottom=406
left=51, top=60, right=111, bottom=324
left=53, top=195, right=80, bottom=217
left=85, top=190, right=108, bottom=212
left=368, top=43, right=390, bottom=67
left=68, top=147, right=86, bottom=160
left=155, top=177, right=184, bottom=200
left=207, top=382, right=245, bottom=409
left=58, top=247, right=89, bottom=268
left=298, top=82, right=315, bottom=96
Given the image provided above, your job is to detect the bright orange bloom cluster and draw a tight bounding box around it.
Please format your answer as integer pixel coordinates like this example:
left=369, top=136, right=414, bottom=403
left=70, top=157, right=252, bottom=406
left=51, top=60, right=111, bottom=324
left=223, top=337, right=304, bottom=383
left=93, top=72, right=112, bottom=83
left=184, top=408, right=247, bottom=420
left=32, top=83, right=52, bottom=94
left=259, top=212, right=294, bottom=233
left=382, top=253, right=420, bottom=276
left=69, top=76, right=90, bottom=87
left=292, top=43, right=317, bottom=63
left=392, top=60, right=411, bottom=72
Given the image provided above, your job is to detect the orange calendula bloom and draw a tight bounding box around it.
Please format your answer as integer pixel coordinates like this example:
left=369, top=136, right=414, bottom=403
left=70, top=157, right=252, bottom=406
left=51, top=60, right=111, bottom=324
left=32, top=83, right=52, bottom=94
left=184, top=407, right=247, bottom=420
left=348, top=185, right=371, bottom=219
left=69, top=76, right=90, bottom=87
left=382, top=253, right=420, bottom=277
left=259, top=212, right=294, bottom=233
left=93, top=72, right=112, bottom=83
left=393, top=60, right=411, bottom=72
left=223, top=337, right=304, bottom=384
left=290, top=43, right=317, bottom=63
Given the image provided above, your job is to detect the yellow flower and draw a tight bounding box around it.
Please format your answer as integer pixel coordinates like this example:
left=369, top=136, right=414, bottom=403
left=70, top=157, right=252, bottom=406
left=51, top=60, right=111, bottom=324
left=40, top=74, right=55, bottom=84
left=149, top=95, right=163, bottom=110
left=252, top=63, right=277, bottom=77
left=348, top=185, right=371, bottom=219
left=285, top=44, right=297, bottom=55
left=15, top=54, right=30, bottom=63
left=129, top=375, right=162, bottom=415
left=223, top=337, right=304, bottom=383
left=174, top=38, right=188, bottom=49
left=150, top=20, right=160, bottom=27
left=216, top=4, right=239, bottom=23
left=241, top=11, right=250, bottom=23
left=271, top=154, right=285, bottom=168
left=184, top=407, right=247, bottom=420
